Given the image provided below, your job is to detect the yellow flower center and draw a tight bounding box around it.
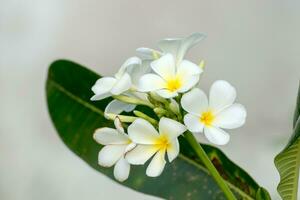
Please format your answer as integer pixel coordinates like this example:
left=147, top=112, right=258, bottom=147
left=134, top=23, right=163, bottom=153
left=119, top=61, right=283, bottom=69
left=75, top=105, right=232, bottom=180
left=200, top=111, right=215, bottom=126
left=166, top=77, right=182, bottom=92
left=154, top=135, right=170, bottom=150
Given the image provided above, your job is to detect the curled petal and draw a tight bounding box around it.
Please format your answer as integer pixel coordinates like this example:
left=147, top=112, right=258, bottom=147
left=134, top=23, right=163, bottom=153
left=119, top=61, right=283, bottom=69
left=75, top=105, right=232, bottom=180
left=136, top=47, right=162, bottom=60
left=104, top=100, right=136, bottom=118
left=176, top=33, right=206, bottom=64
left=130, top=60, right=152, bottom=86
left=115, top=57, right=141, bottom=79
left=111, top=73, right=131, bottom=95
left=90, top=77, right=117, bottom=101
left=158, top=38, right=181, bottom=61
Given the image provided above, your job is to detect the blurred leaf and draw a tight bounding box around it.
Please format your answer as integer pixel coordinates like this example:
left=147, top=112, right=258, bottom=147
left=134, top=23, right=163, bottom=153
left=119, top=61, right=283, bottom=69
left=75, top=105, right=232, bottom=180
left=255, top=187, right=271, bottom=200
left=275, top=83, right=300, bottom=200
left=46, top=60, right=270, bottom=200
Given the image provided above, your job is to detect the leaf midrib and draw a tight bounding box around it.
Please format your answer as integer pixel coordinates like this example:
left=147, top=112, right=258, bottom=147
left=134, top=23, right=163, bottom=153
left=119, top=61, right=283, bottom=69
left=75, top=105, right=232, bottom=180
left=48, top=78, right=255, bottom=200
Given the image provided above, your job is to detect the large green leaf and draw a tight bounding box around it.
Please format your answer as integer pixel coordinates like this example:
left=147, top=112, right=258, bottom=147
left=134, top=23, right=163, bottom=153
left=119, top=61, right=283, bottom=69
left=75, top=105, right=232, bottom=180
left=275, top=84, right=300, bottom=200
left=46, top=60, right=270, bottom=200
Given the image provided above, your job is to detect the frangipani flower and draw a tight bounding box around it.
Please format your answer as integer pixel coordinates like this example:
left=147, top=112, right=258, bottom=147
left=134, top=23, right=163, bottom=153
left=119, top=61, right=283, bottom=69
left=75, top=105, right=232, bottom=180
left=90, top=57, right=142, bottom=101
left=126, top=118, right=186, bottom=177
left=138, top=53, right=202, bottom=98
left=93, top=118, right=135, bottom=182
left=181, top=80, right=247, bottom=145
left=136, top=33, right=206, bottom=65
left=102, top=60, right=152, bottom=117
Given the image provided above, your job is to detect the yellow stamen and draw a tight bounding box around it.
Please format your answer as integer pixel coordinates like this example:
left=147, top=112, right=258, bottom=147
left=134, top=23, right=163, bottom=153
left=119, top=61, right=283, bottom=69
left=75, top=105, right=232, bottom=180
left=200, top=111, right=215, bottom=126
left=154, top=135, right=170, bottom=150
left=166, top=77, right=182, bottom=92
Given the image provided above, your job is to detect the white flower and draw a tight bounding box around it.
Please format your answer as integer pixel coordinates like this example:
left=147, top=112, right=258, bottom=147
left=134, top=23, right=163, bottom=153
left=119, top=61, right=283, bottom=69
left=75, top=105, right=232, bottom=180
left=136, top=33, right=206, bottom=66
left=93, top=118, right=135, bottom=182
left=125, top=118, right=186, bottom=177
left=104, top=91, right=149, bottom=118
left=90, top=57, right=142, bottom=101
left=138, top=53, right=202, bottom=98
left=101, top=60, right=152, bottom=117
left=181, top=80, right=247, bottom=145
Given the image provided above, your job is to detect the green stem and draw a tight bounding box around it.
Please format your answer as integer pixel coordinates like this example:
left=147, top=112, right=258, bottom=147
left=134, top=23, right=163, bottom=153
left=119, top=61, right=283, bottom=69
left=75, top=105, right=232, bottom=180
left=184, top=131, right=237, bottom=200
left=133, top=110, right=158, bottom=126
left=105, top=113, right=137, bottom=123
left=112, top=95, right=154, bottom=108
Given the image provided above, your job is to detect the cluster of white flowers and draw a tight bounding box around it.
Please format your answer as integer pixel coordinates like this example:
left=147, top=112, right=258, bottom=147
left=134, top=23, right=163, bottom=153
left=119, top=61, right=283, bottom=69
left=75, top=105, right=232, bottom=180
left=91, top=33, right=247, bottom=182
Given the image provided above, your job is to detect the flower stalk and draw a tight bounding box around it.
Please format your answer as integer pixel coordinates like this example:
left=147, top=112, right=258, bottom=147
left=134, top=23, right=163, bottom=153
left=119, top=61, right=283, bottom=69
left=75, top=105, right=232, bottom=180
left=105, top=113, right=137, bottom=123
left=112, top=95, right=154, bottom=108
left=133, top=110, right=158, bottom=126
left=184, top=131, right=237, bottom=200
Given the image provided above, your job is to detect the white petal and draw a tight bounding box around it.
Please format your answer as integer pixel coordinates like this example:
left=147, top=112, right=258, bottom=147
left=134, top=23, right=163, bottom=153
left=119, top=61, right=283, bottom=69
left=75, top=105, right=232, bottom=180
left=183, top=113, right=204, bottom=133
left=90, top=93, right=112, bottom=101
left=136, top=47, right=162, bottom=60
left=177, top=60, right=202, bottom=78
left=125, top=145, right=158, bottom=165
left=98, top=145, right=127, bottom=167
left=156, top=89, right=178, bottom=98
left=114, top=117, right=125, bottom=133
left=177, top=75, right=200, bottom=93
left=138, top=74, right=165, bottom=92
left=209, top=80, right=237, bottom=112
left=128, top=118, right=159, bottom=144
left=214, top=104, right=247, bottom=129
left=94, top=128, right=129, bottom=145
left=167, top=139, right=179, bottom=162
left=130, top=60, right=152, bottom=86
left=204, top=126, right=230, bottom=145
left=159, top=117, right=186, bottom=139
left=151, top=53, right=176, bottom=80
left=111, top=73, right=131, bottom=95
left=181, top=88, right=208, bottom=115
left=158, top=38, right=181, bottom=60
left=158, top=33, right=206, bottom=65
left=90, top=77, right=117, bottom=100
left=146, top=149, right=166, bottom=177
left=115, top=57, right=141, bottom=79
left=104, top=100, right=136, bottom=117
left=176, top=33, right=206, bottom=64
left=114, top=157, right=130, bottom=182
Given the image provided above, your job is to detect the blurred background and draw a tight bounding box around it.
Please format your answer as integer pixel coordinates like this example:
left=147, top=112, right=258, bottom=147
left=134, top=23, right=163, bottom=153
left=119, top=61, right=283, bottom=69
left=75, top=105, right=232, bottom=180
left=1, top=0, right=299, bottom=199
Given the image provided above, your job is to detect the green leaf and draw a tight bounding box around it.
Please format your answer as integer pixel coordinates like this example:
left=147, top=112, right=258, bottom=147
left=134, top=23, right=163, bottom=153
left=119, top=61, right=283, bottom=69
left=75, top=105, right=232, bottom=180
left=255, top=187, right=271, bottom=200
left=275, top=83, right=300, bottom=200
left=46, top=60, right=270, bottom=200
